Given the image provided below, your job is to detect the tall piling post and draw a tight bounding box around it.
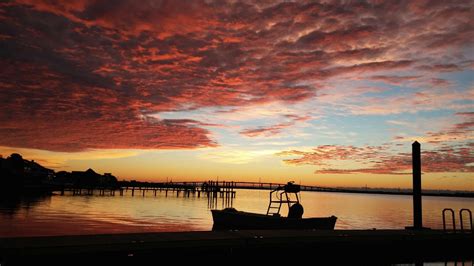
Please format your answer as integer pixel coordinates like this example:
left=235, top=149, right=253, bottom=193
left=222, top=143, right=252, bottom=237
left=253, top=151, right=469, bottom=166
left=412, top=141, right=422, bottom=229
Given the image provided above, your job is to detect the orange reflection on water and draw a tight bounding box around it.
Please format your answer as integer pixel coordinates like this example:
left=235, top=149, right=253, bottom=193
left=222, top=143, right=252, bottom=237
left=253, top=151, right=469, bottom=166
left=1, top=189, right=473, bottom=237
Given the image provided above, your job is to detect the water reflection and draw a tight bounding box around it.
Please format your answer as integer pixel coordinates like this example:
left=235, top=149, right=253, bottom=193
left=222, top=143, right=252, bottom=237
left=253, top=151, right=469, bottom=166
left=0, top=192, right=51, bottom=216
left=0, top=189, right=473, bottom=237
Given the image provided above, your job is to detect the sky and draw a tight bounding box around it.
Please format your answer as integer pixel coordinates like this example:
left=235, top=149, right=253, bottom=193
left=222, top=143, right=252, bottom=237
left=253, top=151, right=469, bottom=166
left=0, top=0, right=473, bottom=190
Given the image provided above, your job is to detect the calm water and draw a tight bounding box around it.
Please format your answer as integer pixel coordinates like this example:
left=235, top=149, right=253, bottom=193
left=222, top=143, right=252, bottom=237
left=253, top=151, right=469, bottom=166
left=1, top=189, right=473, bottom=237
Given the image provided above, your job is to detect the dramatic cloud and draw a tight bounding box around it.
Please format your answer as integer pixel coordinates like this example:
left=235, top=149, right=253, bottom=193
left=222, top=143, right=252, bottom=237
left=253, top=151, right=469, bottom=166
left=240, top=114, right=310, bottom=137
left=339, top=87, right=473, bottom=115
left=278, top=145, right=386, bottom=165
left=395, top=112, right=474, bottom=144
left=0, top=61, right=217, bottom=151
left=368, top=75, right=421, bottom=85
left=278, top=143, right=473, bottom=175
left=279, top=112, right=474, bottom=175
left=0, top=1, right=473, bottom=152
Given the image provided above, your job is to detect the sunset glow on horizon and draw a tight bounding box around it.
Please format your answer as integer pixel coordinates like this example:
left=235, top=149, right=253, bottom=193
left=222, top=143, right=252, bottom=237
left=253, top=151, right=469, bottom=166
left=1, top=1, right=473, bottom=190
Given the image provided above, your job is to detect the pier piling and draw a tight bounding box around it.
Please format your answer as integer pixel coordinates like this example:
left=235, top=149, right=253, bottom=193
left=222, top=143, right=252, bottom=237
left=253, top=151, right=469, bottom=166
left=412, top=141, right=423, bottom=229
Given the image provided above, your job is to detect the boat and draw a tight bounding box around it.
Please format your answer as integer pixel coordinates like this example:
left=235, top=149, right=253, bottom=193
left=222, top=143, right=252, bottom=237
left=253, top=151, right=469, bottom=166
left=211, top=182, right=337, bottom=230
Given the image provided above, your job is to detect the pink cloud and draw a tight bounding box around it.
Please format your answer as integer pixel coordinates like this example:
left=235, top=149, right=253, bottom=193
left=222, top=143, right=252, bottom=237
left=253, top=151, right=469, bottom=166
left=368, top=75, right=421, bottom=85
left=343, top=87, right=473, bottom=115
left=240, top=115, right=310, bottom=137
left=279, top=144, right=473, bottom=175
left=417, top=64, right=462, bottom=72
left=0, top=61, right=217, bottom=152
left=0, top=1, right=472, bottom=151
left=395, top=112, right=474, bottom=144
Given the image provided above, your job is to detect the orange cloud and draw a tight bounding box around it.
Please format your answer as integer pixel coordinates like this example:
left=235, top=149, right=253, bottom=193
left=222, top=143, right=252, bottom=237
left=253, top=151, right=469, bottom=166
left=278, top=144, right=473, bottom=175
left=1, top=1, right=472, bottom=152
left=368, top=75, right=421, bottom=85
left=395, top=112, right=474, bottom=144
left=240, top=115, right=310, bottom=137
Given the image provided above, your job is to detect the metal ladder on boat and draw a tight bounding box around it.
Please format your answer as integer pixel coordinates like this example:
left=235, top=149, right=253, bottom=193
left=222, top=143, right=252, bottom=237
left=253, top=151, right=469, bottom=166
left=267, top=191, right=286, bottom=216
left=266, top=190, right=299, bottom=216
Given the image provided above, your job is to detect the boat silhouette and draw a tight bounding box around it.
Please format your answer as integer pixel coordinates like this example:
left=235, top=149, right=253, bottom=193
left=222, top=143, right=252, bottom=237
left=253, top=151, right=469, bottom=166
left=211, top=182, right=337, bottom=230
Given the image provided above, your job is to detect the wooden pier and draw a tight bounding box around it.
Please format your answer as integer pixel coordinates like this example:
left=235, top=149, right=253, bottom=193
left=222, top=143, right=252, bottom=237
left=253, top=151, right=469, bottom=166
left=0, top=229, right=472, bottom=265
left=58, top=180, right=237, bottom=199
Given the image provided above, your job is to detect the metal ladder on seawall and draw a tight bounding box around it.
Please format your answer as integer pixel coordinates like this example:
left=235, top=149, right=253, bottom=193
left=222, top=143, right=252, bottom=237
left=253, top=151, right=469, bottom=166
left=442, top=208, right=473, bottom=232
left=440, top=216, right=473, bottom=266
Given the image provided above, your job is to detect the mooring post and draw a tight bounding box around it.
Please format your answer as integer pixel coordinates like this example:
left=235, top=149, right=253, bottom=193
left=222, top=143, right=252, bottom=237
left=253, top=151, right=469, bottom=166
left=412, top=141, right=422, bottom=229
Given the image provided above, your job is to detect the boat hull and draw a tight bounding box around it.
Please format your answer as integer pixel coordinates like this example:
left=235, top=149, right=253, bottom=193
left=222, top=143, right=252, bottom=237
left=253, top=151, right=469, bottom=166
left=211, top=209, right=337, bottom=230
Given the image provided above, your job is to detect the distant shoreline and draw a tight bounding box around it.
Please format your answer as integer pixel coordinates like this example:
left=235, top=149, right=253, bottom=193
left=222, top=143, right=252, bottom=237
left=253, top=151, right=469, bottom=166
left=3, top=180, right=471, bottom=198
left=235, top=186, right=474, bottom=198
left=116, top=180, right=474, bottom=198
left=313, top=188, right=474, bottom=198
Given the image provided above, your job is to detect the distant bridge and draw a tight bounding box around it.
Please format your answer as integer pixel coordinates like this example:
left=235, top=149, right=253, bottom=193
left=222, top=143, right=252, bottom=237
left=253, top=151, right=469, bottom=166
left=119, top=180, right=344, bottom=193
left=54, top=180, right=339, bottom=199
left=53, top=180, right=474, bottom=198
left=200, top=181, right=342, bottom=192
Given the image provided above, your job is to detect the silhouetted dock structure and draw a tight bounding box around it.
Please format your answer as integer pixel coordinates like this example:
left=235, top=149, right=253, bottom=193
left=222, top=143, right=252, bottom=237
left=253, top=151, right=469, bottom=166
left=56, top=180, right=474, bottom=198
left=58, top=180, right=237, bottom=200
left=1, top=142, right=473, bottom=265
left=1, top=229, right=472, bottom=264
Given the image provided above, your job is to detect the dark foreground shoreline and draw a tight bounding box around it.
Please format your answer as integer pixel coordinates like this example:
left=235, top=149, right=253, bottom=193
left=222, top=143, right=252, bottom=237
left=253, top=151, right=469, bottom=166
left=1, top=229, right=472, bottom=265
